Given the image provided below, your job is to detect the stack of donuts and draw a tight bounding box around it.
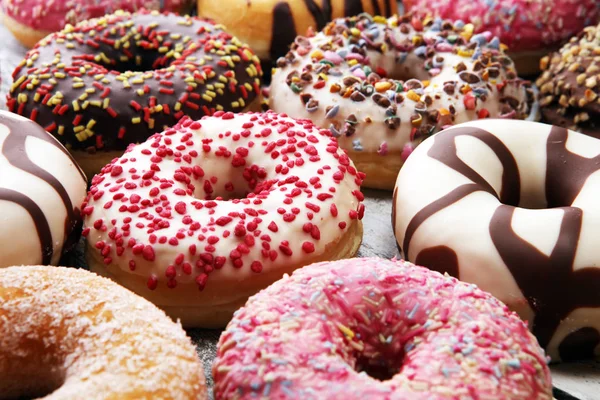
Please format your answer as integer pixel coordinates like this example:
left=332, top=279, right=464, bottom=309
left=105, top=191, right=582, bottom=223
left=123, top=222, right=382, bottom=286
left=0, top=0, right=599, bottom=398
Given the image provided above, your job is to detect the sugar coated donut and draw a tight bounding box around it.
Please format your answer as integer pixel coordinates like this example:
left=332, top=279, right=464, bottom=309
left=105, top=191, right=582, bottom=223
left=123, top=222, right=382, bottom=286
left=214, top=257, right=552, bottom=399
left=7, top=10, right=263, bottom=178
left=403, top=0, right=600, bottom=76
left=393, top=119, right=600, bottom=361
left=82, top=111, right=365, bottom=327
left=0, top=110, right=86, bottom=268
left=537, top=23, right=600, bottom=138
left=0, top=265, right=206, bottom=399
left=269, top=14, right=536, bottom=190
left=197, top=0, right=397, bottom=62
left=1, top=0, right=195, bottom=48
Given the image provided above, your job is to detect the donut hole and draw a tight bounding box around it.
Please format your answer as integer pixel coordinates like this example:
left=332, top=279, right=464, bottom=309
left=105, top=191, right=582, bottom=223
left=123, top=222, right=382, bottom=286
left=355, top=355, right=401, bottom=381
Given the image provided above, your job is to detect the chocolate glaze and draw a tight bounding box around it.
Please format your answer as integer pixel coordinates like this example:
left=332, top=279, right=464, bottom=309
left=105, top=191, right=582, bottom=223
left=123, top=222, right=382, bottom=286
left=0, top=188, right=53, bottom=264
left=8, top=11, right=262, bottom=153
left=271, top=2, right=299, bottom=60
left=415, top=246, right=459, bottom=279
left=400, top=124, right=600, bottom=358
left=559, top=328, right=600, bottom=362
left=0, top=113, right=83, bottom=263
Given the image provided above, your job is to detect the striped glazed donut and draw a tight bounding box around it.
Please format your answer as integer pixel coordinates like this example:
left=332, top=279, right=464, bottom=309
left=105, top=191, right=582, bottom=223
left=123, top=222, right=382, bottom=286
left=0, top=110, right=86, bottom=268
left=393, top=119, right=600, bottom=361
left=214, top=257, right=552, bottom=399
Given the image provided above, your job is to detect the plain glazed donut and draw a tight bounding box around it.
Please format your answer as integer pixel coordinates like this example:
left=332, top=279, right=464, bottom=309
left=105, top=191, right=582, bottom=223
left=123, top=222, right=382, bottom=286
left=197, top=0, right=397, bottom=62
left=0, top=110, right=86, bottom=267
left=0, top=265, right=206, bottom=399
left=403, top=0, right=600, bottom=76
left=269, top=14, right=536, bottom=190
left=82, top=111, right=365, bottom=327
left=214, top=257, right=552, bottom=399
left=7, top=10, right=263, bottom=178
left=1, top=0, right=196, bottom=48
left=537, top=23, right=600, bottom=137
left=393, top=119, right=600, bottom=361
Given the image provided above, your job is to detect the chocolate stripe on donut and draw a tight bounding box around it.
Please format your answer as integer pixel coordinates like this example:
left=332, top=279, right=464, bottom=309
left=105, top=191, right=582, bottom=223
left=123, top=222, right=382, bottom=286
left=402, top=127, right=520, bottom=258
left=404, top=125, right=600, bottom=358
left=0, top=188, right=53, bottom=264
left=0, top=113, right=84, bottom=263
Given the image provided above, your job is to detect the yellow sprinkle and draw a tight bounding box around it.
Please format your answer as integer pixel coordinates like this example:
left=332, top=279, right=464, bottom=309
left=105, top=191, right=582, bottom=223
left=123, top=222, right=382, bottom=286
left=103, top=98, right=110, bottom=109
left=373, top=16, right=387, bottom=24
left=81, top=101, right=89, bottom=109
left=202, top=94, right=213, bottom=102
left=74, top=125, right=85, bottom=133
left=148, top=119, right=155, bottom=129
left=137, top=89, right=145, bottom=96
left=231, top=101, right=240, bottom=108
left=174, top=102, right=182, bottom=111
left=75, top=132, right=86, bottom=142
left=131, top=117, right=141, bottom=124
left=86, top=120, right=96, bottom=129
left=58, top=126, right=64, bottom=135
left=460, top=84, right=472, bottom=94
left=457, top=49, right=474, bottom=57
left=406, top=90, right=421, bottom=102
left=310, top=50, right=324, bottom=60
left=347, top=59, right=358, bottom=66
left=439, top=108, right=450, bottom=116
left=72, top=82, right=84, bottom=89
left=375, top=82, right=393, bottom=92
left=350, top=28, right=360, bottom=37
left=336, top=323, right=355, bottom=339
left=54, top=72, right=66, bottom=79
left=72, top=100, right=80, bottom=111
left=422, top=80, right=430, bottom=88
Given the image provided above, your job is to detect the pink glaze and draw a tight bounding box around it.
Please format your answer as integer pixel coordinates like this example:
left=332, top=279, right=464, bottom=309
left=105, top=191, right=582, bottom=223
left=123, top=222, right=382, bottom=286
left=404, top=0, right=599, bottom=52
left=214, top=257, right=553, bottom=399
left=1, top=0, right=194, bottom=32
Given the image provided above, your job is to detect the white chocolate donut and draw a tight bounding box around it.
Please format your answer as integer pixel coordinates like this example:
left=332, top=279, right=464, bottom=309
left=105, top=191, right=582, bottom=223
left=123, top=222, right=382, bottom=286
left=392, top=119, right=600, bottom=361
left=0, top=110, right=87, bottom=267
left=269, top=14, right=536, bottom=190
left=0, top=265, right=206, bottom=399
left=83, top=111, right=364, bottom=327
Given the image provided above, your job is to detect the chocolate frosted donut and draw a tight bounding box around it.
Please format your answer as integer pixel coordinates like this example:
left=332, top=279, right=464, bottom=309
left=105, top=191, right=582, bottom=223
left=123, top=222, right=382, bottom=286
left=537, top=24, right=600, bottom=137
left=0, top=110, right=87, bottom=267
left=7, top=10, right=263, bottom=177
left=393, top=119, right=600, bottom=361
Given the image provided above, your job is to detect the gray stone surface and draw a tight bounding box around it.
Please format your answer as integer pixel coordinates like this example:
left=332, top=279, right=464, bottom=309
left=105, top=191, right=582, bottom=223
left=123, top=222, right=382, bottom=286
left=0, top=19, right=595, bottom=400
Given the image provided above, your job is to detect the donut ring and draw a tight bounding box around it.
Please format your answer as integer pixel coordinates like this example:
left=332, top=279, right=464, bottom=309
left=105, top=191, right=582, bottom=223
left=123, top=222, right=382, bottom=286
left=403, top=0, right=600, bottom=76
left=0, top=110, right=86, bottom=267
left=7, top=10, right=263, bottom=177
left=393, top=119, right=600, bottom=361
left=1, top=0, right=195, bottom=48
left=214, top=257, right=552, bottom=399
left=0, top=266, right=206, bottom=399
left=537, top=24, right=600, bottom=137
left=269, top=13, right=535, bottom=190
left=82, top=111, right=365, bottom=327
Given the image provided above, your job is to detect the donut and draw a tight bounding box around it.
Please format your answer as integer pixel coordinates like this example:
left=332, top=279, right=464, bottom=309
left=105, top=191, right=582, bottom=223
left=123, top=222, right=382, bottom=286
left=0, top=110, right=86, bottom=268
left=7, top=10, right=263, bottom=178
left=0, top=265, right=206, bottom=399
left=1, top=0, right=196, bottom=48
left=537, top=23, right=600, bottom=138
left=196, top=0, right=398, bottom=63
left=214, top=257, right=552, bottom=399
left=402, top=0, right=600, bottom=76
left=81, top=111, right=365, bottom=327
left=392, top=119, right=600, bottom=361
left=269, top=14, right=536, bottom=190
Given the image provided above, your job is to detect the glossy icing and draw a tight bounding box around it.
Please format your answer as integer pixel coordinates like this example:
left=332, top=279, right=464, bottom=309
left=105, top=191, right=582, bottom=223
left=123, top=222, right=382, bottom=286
left=0, top=110, right=86, bottom=267
left=393, top=119, right=600, bottom=360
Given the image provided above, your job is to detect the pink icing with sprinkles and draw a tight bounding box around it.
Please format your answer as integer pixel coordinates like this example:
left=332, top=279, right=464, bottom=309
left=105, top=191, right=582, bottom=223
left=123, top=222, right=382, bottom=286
left=2, top=0, right=193, bottom=32
left=405, top=0, right=600, bottom=52
left=214, top=257, right=553, bottom=399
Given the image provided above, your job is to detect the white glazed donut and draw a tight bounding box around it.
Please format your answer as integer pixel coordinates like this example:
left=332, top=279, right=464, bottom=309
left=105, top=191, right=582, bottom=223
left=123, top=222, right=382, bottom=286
left=0, top=110, right=87, bottom=267
left=82, top=111, right=365, bottom=327
left=269, top=14, right=536, bottom=190
left=392, top=119, right=600, bottom=361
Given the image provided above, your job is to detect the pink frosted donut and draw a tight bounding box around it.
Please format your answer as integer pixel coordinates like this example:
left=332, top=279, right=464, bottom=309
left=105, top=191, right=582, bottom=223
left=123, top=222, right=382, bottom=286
left=82, top=111, right=365, bottom=328
left=214, top=257, right=552, bottom=399
left=1, top=0, right=195, bottom=47
left=403, top=0, right=600, bottom=75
